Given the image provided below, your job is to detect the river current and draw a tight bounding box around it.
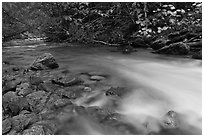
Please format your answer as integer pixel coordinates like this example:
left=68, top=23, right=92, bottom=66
left=2, top=41, right=202, bottom=134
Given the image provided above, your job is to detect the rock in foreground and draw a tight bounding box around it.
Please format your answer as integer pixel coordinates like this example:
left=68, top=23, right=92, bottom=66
left=30, top=53, right=59, bottom=70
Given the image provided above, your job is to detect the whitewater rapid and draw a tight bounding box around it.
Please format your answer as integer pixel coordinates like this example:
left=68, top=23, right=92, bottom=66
left=106, top=58, right=202, bottom=134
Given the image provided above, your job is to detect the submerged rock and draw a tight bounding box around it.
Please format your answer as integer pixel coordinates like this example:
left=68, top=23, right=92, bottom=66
left=192, top=50, right=202, bottom=59
left=52, top=75, right=82, bottom=86
left=57, top=86, right=87, bottom=99
left=90, top=75, right=105, bottom=81
left=106, top=87, right=129, bottom=97
left=162, top=110, right=180, bottom=128
left=30, top=53, right=59, bottom=71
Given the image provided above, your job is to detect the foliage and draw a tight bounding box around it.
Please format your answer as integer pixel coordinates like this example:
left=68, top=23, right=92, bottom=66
left=2, top=2, right=202, bottom=44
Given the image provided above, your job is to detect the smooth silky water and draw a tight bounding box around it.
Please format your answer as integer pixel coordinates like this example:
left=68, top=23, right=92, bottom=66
left=2, top=42, right=202, bottom=134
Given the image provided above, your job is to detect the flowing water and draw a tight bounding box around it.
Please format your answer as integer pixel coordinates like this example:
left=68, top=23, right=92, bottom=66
left=2, top=41, right=202, bottom=134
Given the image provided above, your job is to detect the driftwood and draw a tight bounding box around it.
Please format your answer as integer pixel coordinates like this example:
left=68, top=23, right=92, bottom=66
left=86, top=38, right=120, bottom=46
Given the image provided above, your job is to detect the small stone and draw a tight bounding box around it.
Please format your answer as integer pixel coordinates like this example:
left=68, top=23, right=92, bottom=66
left=52, top=75, right=82, bottom=86
left=84, top=87, right=92, bottom=92
left=53, top=99, right=73, bottom=109
left=23, top=125, right=45, bottom=135
left=105, top=87, right=128, bottom=97
left=162, top=110, right=180, bottom=128
left=2, top=119, right=12, bottom=134
left=38, top=82, right=60, bottom=93
left=90, top=75, right=105, bottom=81
left=12, top=66, right=20, bottom=71
left=29, top=76, right=44, bottom=86
left=33, top=120, right=58, bottom=135
left=16, top=83, right=33, bottom=96
left=57, top=86, right=86, bottom=99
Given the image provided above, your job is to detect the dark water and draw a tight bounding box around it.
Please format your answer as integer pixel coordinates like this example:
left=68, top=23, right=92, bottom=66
left=2, top=41, right=202, bottom=134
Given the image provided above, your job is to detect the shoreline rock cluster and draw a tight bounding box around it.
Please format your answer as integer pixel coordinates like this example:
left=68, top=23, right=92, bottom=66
left=2, top=53, right=190, bottom=135
left=150, top=30, right=202, bottom=59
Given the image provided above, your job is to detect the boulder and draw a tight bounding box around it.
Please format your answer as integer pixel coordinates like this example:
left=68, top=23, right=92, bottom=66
left=30, top=53, right=59, bottom=71
left=3, top=91, right=30, bottom=115
left=10, top=112, right=38, bottom=134
left=2, top=119, right=12, bottom=134
left=26, top=90, right=49, bottom=113
left=155, top=42, right=190, bottom=55
left=151, top=38, right=167, bottom=50
left=11, top=114, right=31, bottom=132
left=2, top=77, right=22, bottom=95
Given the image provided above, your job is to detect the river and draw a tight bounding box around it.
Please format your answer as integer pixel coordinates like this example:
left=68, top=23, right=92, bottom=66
left=2, top=41, right=202, bottom=134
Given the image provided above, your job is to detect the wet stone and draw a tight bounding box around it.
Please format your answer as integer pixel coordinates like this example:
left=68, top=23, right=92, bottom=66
left=52, top=75, right=83, bottom=87
left=106, top=87, right=129, bottom=97
left=52, top=99, right=73, bottom=110
left=38, top=82, right=60, bottom=93
left=57, top=86, right=87, bottom=99
left=23, top=125, right=45, bottom=135
left=2, top=118, right=12, bottom=134
left=90, top=75, right=105, bottom=81
left=30, top=53, right=59, bottom=71
left=33, top=120, right=58, bottom=135
left=162, top=110, right=180, bottom=129
left=29, top=75, right=44, bottom=86
left=3, top=91, right=30, bottom=116
left=2, top=77, right=22, bottom=95
left=26, top=90, right=49, bottom=113
left=16, top=82, right=33, bottom=96
left=11, top=114, right=30, bottom=132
